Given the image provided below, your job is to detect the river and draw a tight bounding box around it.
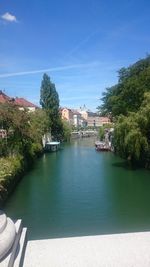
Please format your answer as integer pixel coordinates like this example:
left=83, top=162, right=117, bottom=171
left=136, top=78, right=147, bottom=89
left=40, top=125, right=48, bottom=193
left=4, top=138, right=150, bottom=240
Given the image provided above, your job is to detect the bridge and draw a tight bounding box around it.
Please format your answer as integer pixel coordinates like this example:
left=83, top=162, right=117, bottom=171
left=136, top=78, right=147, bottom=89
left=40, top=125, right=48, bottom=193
left=71, top=130, right=98, bottom=138
left=24, top=232, right=150, bottom=267
left=1, top=211, right=150, bottom=267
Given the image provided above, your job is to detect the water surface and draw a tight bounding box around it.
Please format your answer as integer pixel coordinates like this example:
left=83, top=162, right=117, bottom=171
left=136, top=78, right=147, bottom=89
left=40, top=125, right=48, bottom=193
left=4, top=138, right=150, bottom=240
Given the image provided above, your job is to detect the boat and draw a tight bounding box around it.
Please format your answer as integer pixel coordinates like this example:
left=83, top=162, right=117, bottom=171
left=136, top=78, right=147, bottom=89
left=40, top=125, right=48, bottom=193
left=45, top=141, right=60, bottom=152
left=95, top=141, right=111, bottom=151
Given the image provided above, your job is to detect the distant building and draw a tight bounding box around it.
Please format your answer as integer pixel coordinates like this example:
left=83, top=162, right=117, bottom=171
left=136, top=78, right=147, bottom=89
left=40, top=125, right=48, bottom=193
left=0, top=90, right=38, bottom=112
left=87, top=115, right=111, bottom=127
left=99, top=117, right=111, bottom=125
left=61, top=107, right=86, bottom=127
left=78, top=109, right=111, bottom=127
left=61, top=108, right=74, bottom=124
left=71, top=109, right=82, bottom=127
left=0, top=90, right=14, bottom=104
left=61, top=106, right=111, bottom=128
left=15, top=97, right=38, bottom=112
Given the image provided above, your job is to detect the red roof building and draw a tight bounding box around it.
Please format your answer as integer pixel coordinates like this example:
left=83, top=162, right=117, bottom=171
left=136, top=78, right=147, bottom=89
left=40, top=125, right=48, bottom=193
left=0, top=90, right=13, bottom=103
left=0, top=91, right=38, bottom=111
left=15, top=97, right=38, bottom=108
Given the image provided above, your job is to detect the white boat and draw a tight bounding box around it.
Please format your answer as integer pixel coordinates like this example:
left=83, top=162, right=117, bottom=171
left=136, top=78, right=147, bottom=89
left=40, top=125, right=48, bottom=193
left=45, top=141, right=60, bottom=152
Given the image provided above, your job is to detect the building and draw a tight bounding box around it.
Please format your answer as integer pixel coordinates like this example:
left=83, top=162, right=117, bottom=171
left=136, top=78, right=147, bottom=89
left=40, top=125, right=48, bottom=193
left=61, top=106, right=111, bottom=128
left=61, top=108, right=74, bottom=124
left=71, top=109, right=82, bottom=127
left=78, top=109, right=111, bottom=127
left=15, top=97, right=38, bottom=112
left=99, top=117, right=111, bottom=125
left=0, top=90, right=14, bottom=104
left=61, top=107, right=87, bottom=127
left=0, top=90, right=38, bottom=112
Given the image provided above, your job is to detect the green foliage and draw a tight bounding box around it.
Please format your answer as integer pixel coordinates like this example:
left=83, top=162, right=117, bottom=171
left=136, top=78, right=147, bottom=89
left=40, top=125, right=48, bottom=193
left=29, top=109, right=49, bottom=143
left=0, top=155, right=25, bottom=205
left=99, top=56, right=150, bottom=117
left=62, top=120, right=72, bottom=141
left=98, top=55, right=150, bottom=168
left=99, top=127, right=105, bottom=141
left=99, top=124, right=113, bottom=141
left=0, top=156, right=23, bottom=181
left=40, top=73, right=63, bottom=140
left=0, top=103, right=32, bottom=156
left=29, top=142, right=43, bottom=158
left=0, top=103, right=50, bottom=159
left=114, top=93, right=150, bottom=167
left=40, top=73, right=59, bottom=111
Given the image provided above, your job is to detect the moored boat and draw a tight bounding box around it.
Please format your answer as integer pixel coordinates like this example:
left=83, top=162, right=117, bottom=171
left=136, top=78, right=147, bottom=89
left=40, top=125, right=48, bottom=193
left=45, top=141, right=60, bottom=152
left=95, top=141, right=111, bottom=151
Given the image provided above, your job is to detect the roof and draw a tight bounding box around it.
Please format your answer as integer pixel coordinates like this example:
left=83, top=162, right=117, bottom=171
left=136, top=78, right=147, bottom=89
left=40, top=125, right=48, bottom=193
left=71, top=109, right=81, bottom=115
left=0, top=91, right=38, bottom=108
left=0, top=90, right=13, bottom=103
left=15, top=98, right=38, bottom=108
left=61, top=107, right=73, bottom=112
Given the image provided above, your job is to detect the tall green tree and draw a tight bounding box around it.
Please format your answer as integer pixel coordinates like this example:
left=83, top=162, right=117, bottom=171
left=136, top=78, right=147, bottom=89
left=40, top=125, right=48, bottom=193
left=98, top=55, right=150, bottom=117
left=40, top=73, right=63, bottom=140
left=98, top=55, right=150, bottom=168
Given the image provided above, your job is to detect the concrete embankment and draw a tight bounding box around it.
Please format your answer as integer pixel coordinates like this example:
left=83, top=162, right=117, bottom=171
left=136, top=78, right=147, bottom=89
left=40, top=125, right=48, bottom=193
left=23, top=231, right=150, bottom=267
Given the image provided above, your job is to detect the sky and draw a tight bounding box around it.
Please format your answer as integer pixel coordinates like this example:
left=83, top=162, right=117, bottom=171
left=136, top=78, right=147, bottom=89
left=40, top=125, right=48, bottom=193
left=0, top=0, right=150, bottom=111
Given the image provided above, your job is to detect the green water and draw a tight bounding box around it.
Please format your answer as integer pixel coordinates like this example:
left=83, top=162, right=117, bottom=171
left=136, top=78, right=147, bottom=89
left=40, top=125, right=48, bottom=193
left=4, top=138, right=150, bottom=240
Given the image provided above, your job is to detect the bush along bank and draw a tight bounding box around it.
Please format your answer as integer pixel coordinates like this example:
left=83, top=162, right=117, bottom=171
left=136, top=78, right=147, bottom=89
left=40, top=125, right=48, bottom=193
left=0, top=74, right=67, bottom=205
left=0, top=103, right=49, bottom=207
left=0, top=147, right=44, bottom=207
left=0, top=156, right=24, bottom=207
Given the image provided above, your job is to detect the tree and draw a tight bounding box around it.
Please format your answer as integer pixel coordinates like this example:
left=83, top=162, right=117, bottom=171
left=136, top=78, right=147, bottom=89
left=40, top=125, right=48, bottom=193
left=114, top=93, right=150, bottom=167
left=29, top=109, right=49, bottom=144
left=97, top=55, right=150, bottom=168
left=62, top=120, right=71, bottom=141
left=98, top=55, right=150, bottom=117
left=40, top=73, right=63, bottom=140
left=0, top=103, right=32, bottom=156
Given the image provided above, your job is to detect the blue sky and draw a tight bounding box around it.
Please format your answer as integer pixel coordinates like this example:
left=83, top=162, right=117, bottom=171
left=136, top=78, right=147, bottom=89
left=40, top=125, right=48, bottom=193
left=0, top=0, right=150, bottom=111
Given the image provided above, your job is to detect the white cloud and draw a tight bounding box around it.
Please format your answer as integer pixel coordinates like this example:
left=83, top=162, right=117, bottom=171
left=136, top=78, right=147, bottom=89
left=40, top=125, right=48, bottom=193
left=0, top=62, right=99, bottom=78
left=1, top=12, right=17, bottom=22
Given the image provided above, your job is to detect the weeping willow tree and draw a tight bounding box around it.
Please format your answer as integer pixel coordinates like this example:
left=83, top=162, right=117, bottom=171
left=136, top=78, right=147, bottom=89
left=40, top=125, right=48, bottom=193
left=114, top=93, right=150, bottom=167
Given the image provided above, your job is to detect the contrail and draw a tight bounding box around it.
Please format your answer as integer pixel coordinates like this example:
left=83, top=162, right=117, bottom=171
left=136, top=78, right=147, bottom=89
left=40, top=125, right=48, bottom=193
left=65, top=30, right=99, bottom=58
left=0, top=62, right=98, bottom=78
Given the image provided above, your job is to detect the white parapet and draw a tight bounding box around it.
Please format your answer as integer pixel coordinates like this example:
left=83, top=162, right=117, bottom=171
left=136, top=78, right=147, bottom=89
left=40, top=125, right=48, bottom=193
left=0, top=211, right=27, bottom=267
left=0, top=211, right=16, bottom=260
left=24, top=232, right=150, bottom=267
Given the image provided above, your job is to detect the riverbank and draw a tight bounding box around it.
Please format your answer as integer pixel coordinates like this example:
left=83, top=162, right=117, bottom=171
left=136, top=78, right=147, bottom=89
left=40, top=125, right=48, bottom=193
left=0, top=156, right=29, bottom=207
left=0, top=150, right=43, bottom=207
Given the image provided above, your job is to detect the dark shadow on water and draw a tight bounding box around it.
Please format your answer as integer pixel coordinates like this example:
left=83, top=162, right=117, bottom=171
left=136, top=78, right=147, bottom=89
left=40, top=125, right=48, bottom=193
left=112, top=161, right=140, bottom=171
